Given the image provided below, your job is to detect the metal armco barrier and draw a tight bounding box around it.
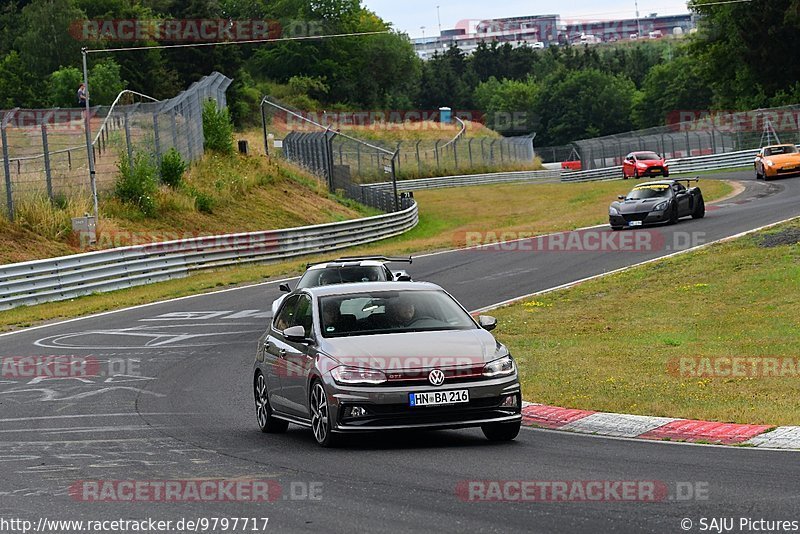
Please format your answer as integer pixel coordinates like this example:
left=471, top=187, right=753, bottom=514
left=364, top=169, right=562, bottom=192
left=0, top=201, right=417, bottom=310
left=560, top=146, right=791, bottom=183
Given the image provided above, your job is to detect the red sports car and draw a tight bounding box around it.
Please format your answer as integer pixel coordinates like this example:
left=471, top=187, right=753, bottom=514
left=622, top=151, right=669, bottom=179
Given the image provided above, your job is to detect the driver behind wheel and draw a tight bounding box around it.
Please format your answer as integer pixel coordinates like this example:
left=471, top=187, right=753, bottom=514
left=388, top=298, right=416, bottom=327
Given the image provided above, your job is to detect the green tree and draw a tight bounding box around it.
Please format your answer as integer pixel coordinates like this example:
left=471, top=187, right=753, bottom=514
left=16, top=0, right=86, bottom=78
left=48, top=65, right=82, bottom=107
left=473, top=77, right=540, bottom=135
left=0, top=51, right=40, bottom=107
left=87, top=59, right=125, bottom=105
left=537, top=69, right=637, bottom=145
left=632, top=53, right=713, bottom=128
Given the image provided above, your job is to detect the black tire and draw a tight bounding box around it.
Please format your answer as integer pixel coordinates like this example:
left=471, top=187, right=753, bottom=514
left=669, top=203, right=679, bottom=224
left=755, top=165, right=762, bottom=180
left=634, top=168, right=640, bottom=179
left=482, top=420, right=521, bottom=442
left=254, top=372, right=289, bottom=433
left=692, top=197, right=705, bottom=219
left=663, top=170, right=670, bottom=178
left=309, top=380, right=338, bottom=447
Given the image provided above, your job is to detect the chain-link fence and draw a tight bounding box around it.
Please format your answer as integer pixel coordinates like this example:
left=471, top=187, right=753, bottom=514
left=572, top=104, right=800, bottom=170
left=260, top=97, right=535, bottom=188
left=0, top=71, right=231, bottom=221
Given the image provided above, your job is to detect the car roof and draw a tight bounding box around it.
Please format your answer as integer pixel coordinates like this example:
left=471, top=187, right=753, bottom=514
left=631, top=151, right=661, bottom=155
left=763, top=144, right=796, bottom=149
left=301, top=281, right=441, bottom=297
left=307, top=260, right=387, bottom=270
left=632, top=180, right=675, bottom=187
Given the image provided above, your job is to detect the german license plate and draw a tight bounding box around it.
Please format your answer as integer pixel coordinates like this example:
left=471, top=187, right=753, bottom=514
left=409, top=390, right=469, bottom=407
left=629, top=220, right=643, bottom=227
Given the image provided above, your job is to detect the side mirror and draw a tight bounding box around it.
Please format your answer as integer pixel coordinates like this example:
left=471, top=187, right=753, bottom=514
left=393, top=271, right=413, bottom=282
left=283, top=325, right=308, bottom=342
left=478, top=315, right=497, bottom=331
left=617, top=195, right=625, bottom=200
left=279, top=283, right=291, bottom=293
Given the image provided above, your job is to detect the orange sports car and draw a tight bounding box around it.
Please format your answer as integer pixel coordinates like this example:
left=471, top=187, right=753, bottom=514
left=754, top=144, right=800, bottom=180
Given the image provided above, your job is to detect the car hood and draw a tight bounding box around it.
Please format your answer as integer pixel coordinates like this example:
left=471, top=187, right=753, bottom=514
left=319, top=328, right=499, bottom=368
left=611, top=198, right=667, bottom=213
left=636, top=159, right=664, bottom=165
left=765, top=153, right=800, bottom=164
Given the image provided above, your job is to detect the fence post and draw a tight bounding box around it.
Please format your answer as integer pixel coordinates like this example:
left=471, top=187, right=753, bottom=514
left=41, top=124, right=53, bottom=201
left=1, top=125, right=13, bottom=220
left=171, top=108, right=179, bottom=150
left=468, top=138, right=474, bottom=167
left=434, top=140, right=441, bottom=170
left=260, top=100, right=269, bottom=156
left=153, top=114, right=162, bottom=164
left=395, top=141, right=402, bottom=177
left=453, top=138, right=459, bottom=169
left=415, top=140, right=422, bottom=175
left=391, top=150, right=399, bottom=212
left=124, top=113, right=133, bottom=164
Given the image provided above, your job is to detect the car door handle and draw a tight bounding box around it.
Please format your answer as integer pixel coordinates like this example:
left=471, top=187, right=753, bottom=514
left=278, top=348, right=287, bottom=358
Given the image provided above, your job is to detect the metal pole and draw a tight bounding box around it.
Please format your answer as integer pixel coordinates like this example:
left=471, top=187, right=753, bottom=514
left=261, top=101, right=269, bottom=156
left=124, top=113, right=133, bottom=164
left=41, top=124, right=53, bottom=201
left=82, top=48, right=99, bottom=222
left=391, top=150, right=399, bottom=212
left=1, top=125, right=13, bottom=220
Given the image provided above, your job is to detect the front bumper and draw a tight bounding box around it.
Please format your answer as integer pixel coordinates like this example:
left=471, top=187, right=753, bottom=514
left=326, top=375, right=521, bottom=432
left=765, top=164, right=800, bottom=178
left=609, top=209, right=670, bottom=227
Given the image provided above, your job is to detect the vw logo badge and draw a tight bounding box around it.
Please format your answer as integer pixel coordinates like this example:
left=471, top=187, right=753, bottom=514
left=428, top=369, right=445, bottom=386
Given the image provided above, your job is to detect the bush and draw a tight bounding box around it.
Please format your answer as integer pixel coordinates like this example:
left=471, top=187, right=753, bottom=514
left=202, top=99, right=234, bottom=154
left=114, top=153, right=158, bottom=216
left=194, top=191, right=214, bottom=214
left=160, top=147, right=187, bottom=188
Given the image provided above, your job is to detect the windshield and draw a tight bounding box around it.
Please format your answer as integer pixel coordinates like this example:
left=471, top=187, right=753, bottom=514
left=626, top=184, right=671, bottom=200
left=297, top=266, right=385, bottom=288
left=764, top=145, right=798, bottom=156
left=319, top=290, right=477, bottom=338
left=635, top=152, right=661, bottom=160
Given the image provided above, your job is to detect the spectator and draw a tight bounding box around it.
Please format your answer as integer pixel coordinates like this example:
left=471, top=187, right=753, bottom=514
left=77, top=83, right=87, bottom=107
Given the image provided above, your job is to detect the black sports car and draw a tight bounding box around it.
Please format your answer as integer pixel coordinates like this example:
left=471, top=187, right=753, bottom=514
left=609, top=179, right=705, bottom=230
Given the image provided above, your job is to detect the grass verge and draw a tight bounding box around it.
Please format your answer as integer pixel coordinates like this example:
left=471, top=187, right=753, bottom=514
left=0, top=178, right=732, bottom=333
left=492, top=219, right=800, bottom=426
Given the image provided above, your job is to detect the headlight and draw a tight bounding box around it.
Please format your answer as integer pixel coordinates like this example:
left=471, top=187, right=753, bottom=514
left=483, top=355, right=515, bottom=378
left=330, top=366, right=387, bottom=385
left=653, top=201, right=668, bottom=211
left=609, top=206, right=619, bottom=216
left=766, top=160, right=775, bottom=167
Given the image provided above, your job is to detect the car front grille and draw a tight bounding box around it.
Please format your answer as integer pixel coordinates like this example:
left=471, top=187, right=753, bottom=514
left=622, top=212, right=649, bottom=222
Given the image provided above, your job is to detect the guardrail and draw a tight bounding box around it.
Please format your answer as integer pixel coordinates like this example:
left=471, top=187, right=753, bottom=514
left=363, top=169, right=562, bottom=192
left=561, top=147, right=789, bottom=183
left=0, top=201, right=418, bottom=310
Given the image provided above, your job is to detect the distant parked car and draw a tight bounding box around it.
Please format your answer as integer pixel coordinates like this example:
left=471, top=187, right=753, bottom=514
left=622, top=151, right=670, bottom=179
left=754, top=144, right=800, bottom=180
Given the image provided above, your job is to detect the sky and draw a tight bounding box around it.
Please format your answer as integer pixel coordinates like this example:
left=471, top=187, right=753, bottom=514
left=362, top=0, right=692, bottom=38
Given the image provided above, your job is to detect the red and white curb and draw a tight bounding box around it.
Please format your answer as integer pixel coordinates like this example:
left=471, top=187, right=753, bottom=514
left=521, top=402, right=800, bottom=449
